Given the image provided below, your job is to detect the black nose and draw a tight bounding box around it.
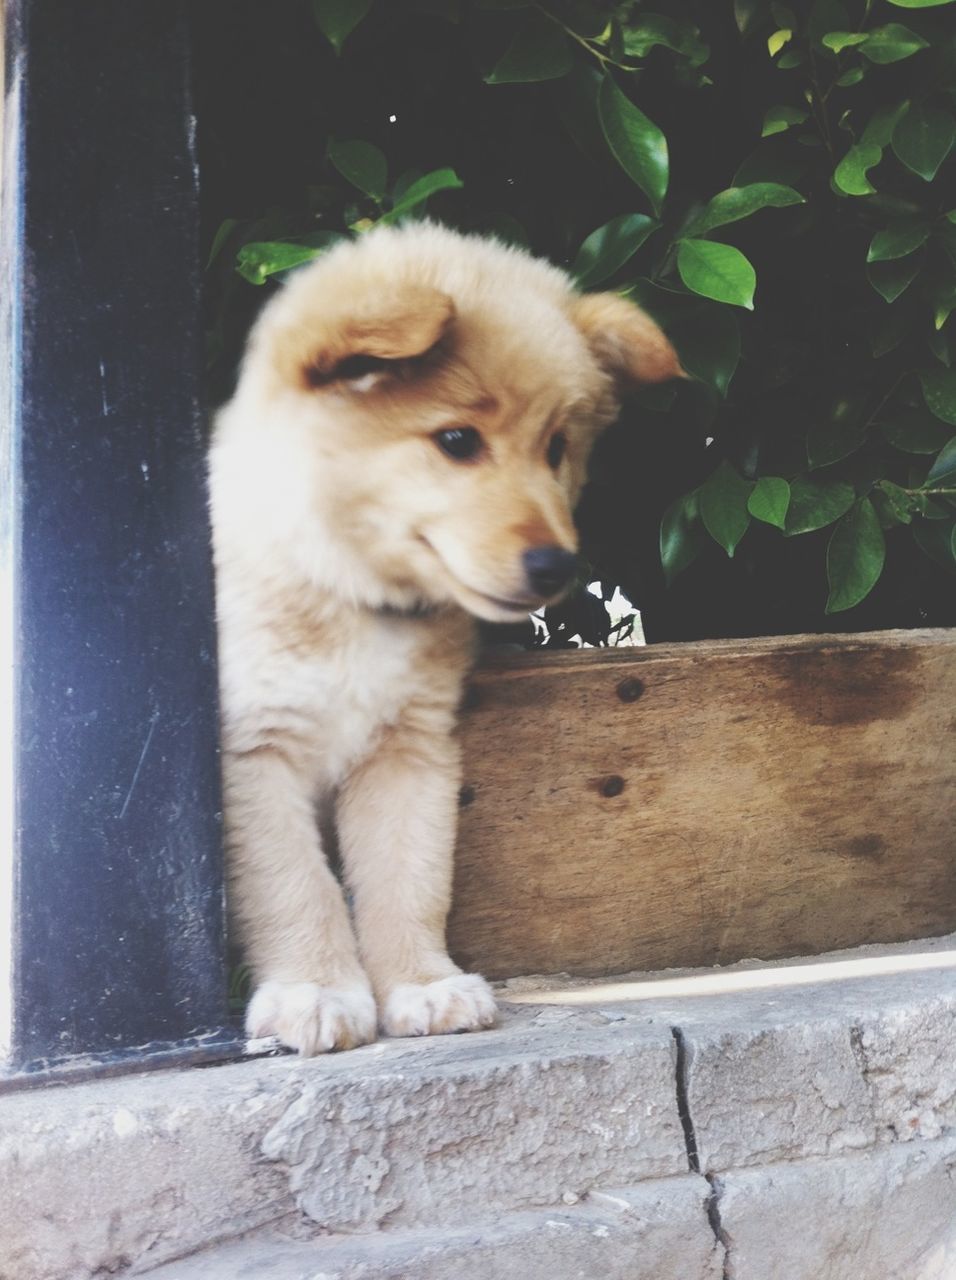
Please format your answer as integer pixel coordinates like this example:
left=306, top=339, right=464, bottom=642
left=522, top=546, right=579, bottom=598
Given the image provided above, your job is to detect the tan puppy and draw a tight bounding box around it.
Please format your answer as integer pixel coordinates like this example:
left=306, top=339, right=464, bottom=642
left=209, top=223, right=680, bottom=1054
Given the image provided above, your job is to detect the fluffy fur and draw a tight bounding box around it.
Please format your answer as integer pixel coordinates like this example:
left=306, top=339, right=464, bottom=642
left=209, top=223, right=681, bottom=1054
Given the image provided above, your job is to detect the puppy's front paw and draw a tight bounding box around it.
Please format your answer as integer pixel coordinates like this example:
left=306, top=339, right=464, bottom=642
left=246, top=979, right=378, bottom=1055
left=382, top=973, right=498, bottom=1038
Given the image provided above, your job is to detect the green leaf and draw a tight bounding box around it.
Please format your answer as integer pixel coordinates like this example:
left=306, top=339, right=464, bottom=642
left=206, top=218, right=239, bottom=271
left=554, top=62, right=606, bottom=161
left=927, top=320, right=951, bottom=361
left=378, top=168, right=464, bottom=224
left=833, top=143, right=882, bottom=196
left=391, top=168, right=424, bottom=203
left=660, top=490, right=707, bottom=585
left=867, top=254, right=922, bottom=303
left=485, top=9, right=573, bottom=82
left=862, top=101, right=909, bottom=148
left=761, top=105, right=809, bottom=137
left=876, top=479, right=914, bottom=523
left=920, top=369, right=956, bottom=425
left=542, top=0, right=609, bottom=35
left=734, top=0, right=764, bottom=34
left=836, top=67, right=865, bottom=86
left=571, top=213, right=659, bottom=289
left=768, top=28, right=793, bottom=56
left=777, top=49, right=805, bottom=67
left=826, top=499, right=886, bottom=612
left=910, top=493, right=951, bottom=518
left=621, top=15, right=709, bottom=66
left=860, top=23, right=929, bottom=63
left=598, top=76, right=669, bottom=216
left=869, top=302, right=913, bottom=357
left=784, top=478, right=856, bottom=534
left=891, top=105, right=956, bottom=181
left=913, top=519, right=956, bottom=573
left=933, top=281, right=956, bottom=333
left=312, top=0, right=372, bottom=53
left=677, top=240, right=756, bottom=309
left=807, top=393, right=867, bottom=468
left=866, top=221, right=930, bottom=262
left=235, top=241, right=328, bottom=285
left=328, top=139, right=387, bottom=203
left=885, top=0, right=956, bottom=8
left=879, top=409, right=954, bottom=454
left=822, top=31, right=868, bottom=52
left=926, top=435, right=956, bottom=485
left=685, top=183, right=804, bottom=235
left=928, top=325, right=952, bottom=363
left=748, top=476, right=792, bottom=529
left=536, top=0, right=607, bottom=38
left=669, top=305, right=741, bottom=398
left=699, top=461, right=753, bottom=556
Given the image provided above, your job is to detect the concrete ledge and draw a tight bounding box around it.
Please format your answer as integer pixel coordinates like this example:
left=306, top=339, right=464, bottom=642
left=143, top=1176, right=721, bottom=1280
left=1, top=1005, right=683, bottom=1278
left=2, top=934, right=954, bottom=1280
left=717, top=1135, right=956, bottom=1279
left=136, top=1136, right=956, bottom=1280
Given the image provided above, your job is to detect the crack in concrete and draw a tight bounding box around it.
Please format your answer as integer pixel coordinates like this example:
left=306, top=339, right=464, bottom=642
left=705, top=1173, right=732, bottom=1280
left=849, top=1023, right=869, bottom=1079
left=671, top=1026, right=700, bottom=1174
left=672, top=1027, right=732, bottom=1278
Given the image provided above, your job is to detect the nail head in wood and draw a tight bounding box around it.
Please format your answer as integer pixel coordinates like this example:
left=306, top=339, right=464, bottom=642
left=616, top=677, right=645, bottom=703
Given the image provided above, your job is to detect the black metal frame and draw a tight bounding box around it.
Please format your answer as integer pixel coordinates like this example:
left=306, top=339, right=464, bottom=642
left=0, top=0, right=241, bottom=1087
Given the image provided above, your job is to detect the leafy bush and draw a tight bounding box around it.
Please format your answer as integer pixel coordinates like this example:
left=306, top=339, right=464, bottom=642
left=200, top=0, right=956, bottom=643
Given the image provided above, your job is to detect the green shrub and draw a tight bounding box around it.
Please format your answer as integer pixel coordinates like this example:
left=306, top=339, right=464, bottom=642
left=201, top=0, right=956, bottom=643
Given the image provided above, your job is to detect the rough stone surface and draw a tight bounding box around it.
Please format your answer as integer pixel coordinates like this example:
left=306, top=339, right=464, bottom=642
left=260, top=1017, right=684, bottom=1231
left=4, top=935, right=955, bottom=1280
left=676, top=978, right=956, bottom=1171
left=854, top=998, right=956, bottom=1145
left=0, top=1005, right=682, bottom=1280
left=502, top=934, right=956, bottom=1172
left=716, top=1136, right=956, bottom=1280
left=142, top=1177, right=722, bottom=1280
left=0, top=1057, right=297, bottom=1280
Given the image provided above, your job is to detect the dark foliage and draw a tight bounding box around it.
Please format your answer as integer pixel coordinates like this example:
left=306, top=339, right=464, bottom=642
left=197, top=0, right=956, bottom=643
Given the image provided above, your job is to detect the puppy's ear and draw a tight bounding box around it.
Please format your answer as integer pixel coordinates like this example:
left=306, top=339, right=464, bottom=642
left=570, top=292, right=685, bottom=390
left=281, top=284, right=456, bottom=390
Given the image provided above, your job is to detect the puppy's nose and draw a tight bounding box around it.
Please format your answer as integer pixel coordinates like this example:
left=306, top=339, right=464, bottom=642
left=522, top=546, right=579, bottom=598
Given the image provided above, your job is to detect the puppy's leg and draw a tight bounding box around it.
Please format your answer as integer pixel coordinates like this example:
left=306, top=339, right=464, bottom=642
left=224, top=746, right=377, bottom=1054
left=337, top=715, right=497, bottom=1038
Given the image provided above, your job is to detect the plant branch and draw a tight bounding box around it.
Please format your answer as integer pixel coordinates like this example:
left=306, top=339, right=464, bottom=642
left=534, top=5, right=635, bottom=72
left=807, top=46, right=836, bottom=163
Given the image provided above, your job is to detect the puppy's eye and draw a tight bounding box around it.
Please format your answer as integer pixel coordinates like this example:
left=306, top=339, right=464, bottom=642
left=547, top=432, right=567, bottom=470
left=333, top=353, right=389, bottom=381
left=433, top=427, right=484, bottom=462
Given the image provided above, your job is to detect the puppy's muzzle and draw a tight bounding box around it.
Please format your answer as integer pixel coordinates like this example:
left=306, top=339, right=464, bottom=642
left=522, top=546, right=579, bottom=599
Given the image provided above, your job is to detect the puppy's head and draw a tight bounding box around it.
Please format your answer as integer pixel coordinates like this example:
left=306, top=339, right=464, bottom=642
left=235, top=225, right=682, bottom=621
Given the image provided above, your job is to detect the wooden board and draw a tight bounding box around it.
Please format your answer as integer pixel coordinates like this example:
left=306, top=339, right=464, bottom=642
left=448, top=629, right=956, bottom=978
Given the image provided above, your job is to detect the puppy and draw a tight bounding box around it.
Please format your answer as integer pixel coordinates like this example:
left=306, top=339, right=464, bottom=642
left=209, top=223, right=680, bottom=1054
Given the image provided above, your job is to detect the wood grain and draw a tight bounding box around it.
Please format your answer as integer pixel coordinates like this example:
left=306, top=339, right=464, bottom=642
left=448, top=630, right=956, bottom=978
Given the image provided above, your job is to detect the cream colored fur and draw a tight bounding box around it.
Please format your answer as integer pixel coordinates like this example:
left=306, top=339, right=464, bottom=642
left=209, top=223, right=680, bottom=1054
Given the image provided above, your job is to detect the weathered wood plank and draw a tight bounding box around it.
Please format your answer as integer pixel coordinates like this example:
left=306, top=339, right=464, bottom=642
left=448, top=630, right=956, bottom=978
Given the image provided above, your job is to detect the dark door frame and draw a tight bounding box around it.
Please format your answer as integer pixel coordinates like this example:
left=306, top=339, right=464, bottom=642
left=1, top=0, right=241, bottom=1087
